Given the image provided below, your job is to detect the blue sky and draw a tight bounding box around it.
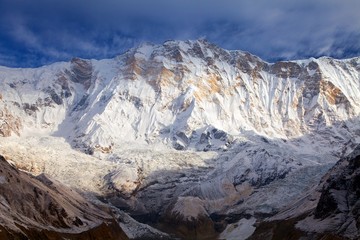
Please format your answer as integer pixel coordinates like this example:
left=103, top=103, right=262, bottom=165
left=1, top=0, right=360, bottom=67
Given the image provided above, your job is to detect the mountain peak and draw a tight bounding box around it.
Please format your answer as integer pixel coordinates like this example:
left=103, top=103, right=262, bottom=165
left=0, top=41, right=359, bottom=152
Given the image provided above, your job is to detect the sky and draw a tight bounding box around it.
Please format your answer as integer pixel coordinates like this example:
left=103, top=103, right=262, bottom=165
left=1, top=0, right=360, bottom=67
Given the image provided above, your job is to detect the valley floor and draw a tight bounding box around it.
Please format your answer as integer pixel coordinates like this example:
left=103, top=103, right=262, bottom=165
left=0, top=134, right=350, bottom=239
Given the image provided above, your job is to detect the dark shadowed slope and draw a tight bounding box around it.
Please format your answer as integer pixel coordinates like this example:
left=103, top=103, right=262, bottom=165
left=249, top=145, right=360, bottom=240
left=0, top=155, right=128, bottom=240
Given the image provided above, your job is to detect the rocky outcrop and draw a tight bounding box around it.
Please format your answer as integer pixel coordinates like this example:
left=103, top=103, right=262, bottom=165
left=249, top=145, right=360, bottom=240
left=0, top=155, right=128, bottom=240
left=160, top=209, right=217, bottom=240
left=0, top=220, right=127, bottom=240
left=309, top=146, right=360, bottom=238
left=68, top=57, right=93, bottom=89
left=0, top=106, right=22, bottom=137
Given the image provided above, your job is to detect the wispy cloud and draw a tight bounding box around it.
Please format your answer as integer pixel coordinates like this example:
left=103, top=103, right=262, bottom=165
left=1, top=0, right=360, bottom=67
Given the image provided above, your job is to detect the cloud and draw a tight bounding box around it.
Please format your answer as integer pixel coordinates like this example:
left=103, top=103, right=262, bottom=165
left=1, top=0, right=360, bottom=67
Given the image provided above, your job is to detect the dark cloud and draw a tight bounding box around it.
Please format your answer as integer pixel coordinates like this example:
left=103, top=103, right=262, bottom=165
left=1, top=0, right=360, bottom=67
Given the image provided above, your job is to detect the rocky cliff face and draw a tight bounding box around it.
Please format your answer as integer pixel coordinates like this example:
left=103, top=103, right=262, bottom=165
left=249, top=145, right=360, bottom=240
left=0, top=155, right=128, bottom=240
left=300, top=145, right=360, bottom=239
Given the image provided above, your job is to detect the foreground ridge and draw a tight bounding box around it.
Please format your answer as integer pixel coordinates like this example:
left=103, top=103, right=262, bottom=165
left=0, top=155, right=128, bottom=239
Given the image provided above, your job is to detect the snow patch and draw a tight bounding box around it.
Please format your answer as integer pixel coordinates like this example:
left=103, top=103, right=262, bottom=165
left=220, top=217, right=256, bottom=240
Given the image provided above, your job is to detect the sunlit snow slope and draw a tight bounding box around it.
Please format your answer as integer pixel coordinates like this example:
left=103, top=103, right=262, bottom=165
left=1, top=39, right=359, bottom=152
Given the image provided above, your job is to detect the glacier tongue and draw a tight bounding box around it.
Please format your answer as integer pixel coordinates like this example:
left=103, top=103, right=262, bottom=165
left=0, top=39, right=360, bottom=238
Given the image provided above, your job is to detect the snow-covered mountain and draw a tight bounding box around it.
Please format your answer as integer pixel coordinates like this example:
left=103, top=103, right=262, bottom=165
left=1, top=39, right=359, bottom=151
left=1, top=39, right=360, bottom=239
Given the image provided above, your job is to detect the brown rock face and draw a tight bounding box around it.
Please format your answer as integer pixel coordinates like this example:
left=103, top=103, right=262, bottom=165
left=159, top=212, right=217, bottom=240
left=270, top=61, right=302, bottom=78
left=1, top=220, right=128, bottom=240
left=0, top=155, right=128, bottom=240
left=0, top=107, right=22, bottom=137
left=68, top=58, right=93, bottom=89
left=320, top=80, right=349, bottom=106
